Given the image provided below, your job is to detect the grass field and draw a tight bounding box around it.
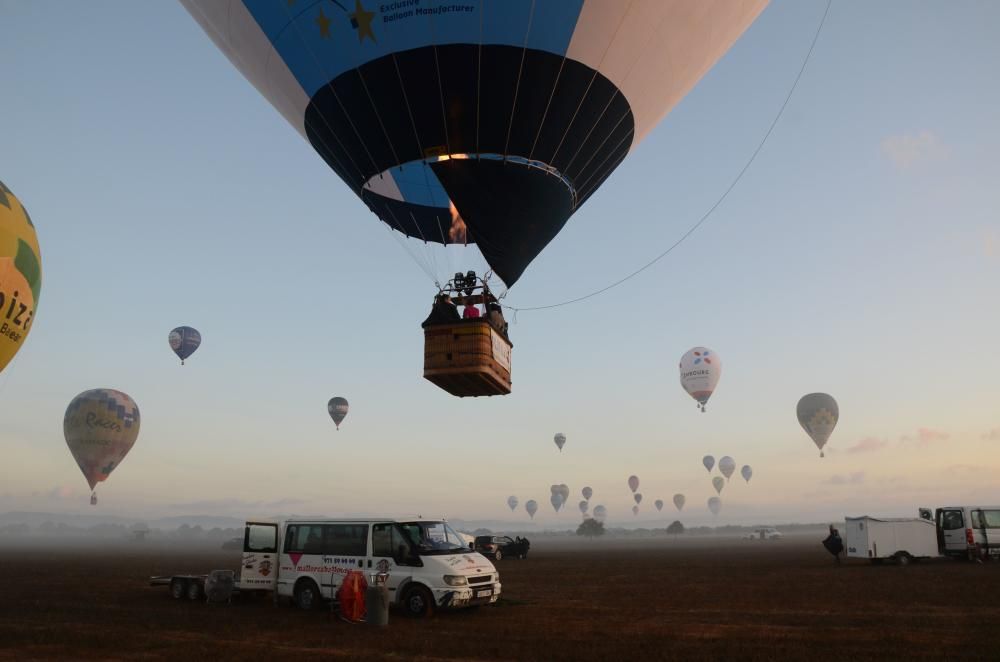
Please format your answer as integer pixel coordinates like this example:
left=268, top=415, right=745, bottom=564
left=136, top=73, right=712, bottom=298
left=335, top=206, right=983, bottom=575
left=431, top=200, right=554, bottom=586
left=1, top=535, right=998, bottom=660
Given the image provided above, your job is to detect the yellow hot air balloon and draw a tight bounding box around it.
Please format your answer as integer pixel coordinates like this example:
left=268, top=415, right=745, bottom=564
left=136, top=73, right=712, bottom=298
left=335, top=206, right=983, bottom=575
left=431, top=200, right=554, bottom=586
left=0, top=180, right=42, bottom=373
left=64, top=389, right=141, bottom=505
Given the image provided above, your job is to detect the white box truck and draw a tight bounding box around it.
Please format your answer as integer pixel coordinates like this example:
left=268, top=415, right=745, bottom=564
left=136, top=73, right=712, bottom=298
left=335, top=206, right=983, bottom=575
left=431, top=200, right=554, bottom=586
left=844, top=516, right=939, bottom=564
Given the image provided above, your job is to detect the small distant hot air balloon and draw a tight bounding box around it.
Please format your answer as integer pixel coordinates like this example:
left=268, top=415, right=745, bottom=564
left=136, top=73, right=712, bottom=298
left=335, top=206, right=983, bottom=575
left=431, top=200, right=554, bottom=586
left=168, top=326, right=201, bottom=365
left=0, top=179, right=42, bottom=376
left=554, top=433, right=566, bottom=452
left=712, top=476, right=725, bottom=495
left=507, top=496, right=518, bottom=512
left=719, top=456, right=736, bottom=481
left=64, top=389, right=140, bottom=505
left=797, top=393, right=839, bottom=457
left=550, top=493, right=564, bottom=512
left=633, top=493, right=643, bottom=505
left=741, top=465, right=753, bottom=483
left=582, top=486, right=593, bottom=501
left=557, top=484, right=570, bottom=505
left=708, top=497, right=722, bottom=516
left=593, top=505, right=607, bottom=522
left=632, top=505, right=639, bottom=516
left=525, top=500, right=538, bottom=519
left=679, top=347, right=722, bottom=412
left=703, top=455, right=715, bottom=473
left=673, top=494, right=686, bottom=511
left=628, top=475, right=640, bottom=493
left=327, top=397, right=349, bottom=430
left=578, top=500, right=588, bottom=515
left=654, top=499, right=664, bottom=512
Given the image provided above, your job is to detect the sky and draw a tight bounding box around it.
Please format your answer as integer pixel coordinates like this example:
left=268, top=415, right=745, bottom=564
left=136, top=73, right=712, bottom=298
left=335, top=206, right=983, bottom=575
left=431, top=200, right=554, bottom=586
left=1, top=0, right=998, bottom=528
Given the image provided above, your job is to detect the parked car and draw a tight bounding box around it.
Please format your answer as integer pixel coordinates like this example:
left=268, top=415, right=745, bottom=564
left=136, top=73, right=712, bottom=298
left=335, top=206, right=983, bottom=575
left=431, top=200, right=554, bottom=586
left=744, top=527, right=782, bottom=541
left=473, top=535, right=530, bottom=560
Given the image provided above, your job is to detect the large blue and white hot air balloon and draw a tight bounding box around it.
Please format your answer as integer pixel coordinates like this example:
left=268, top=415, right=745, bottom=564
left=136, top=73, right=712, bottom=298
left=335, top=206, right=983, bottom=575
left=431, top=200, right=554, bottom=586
left=181, top=1, right=768, bottom=287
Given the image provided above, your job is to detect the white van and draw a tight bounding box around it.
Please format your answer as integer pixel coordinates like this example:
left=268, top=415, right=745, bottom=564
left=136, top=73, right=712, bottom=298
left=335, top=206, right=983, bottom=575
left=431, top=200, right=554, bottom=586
left=934, top=506, right=1000, bottom=560
left=239, top=518, right=501, bottom=616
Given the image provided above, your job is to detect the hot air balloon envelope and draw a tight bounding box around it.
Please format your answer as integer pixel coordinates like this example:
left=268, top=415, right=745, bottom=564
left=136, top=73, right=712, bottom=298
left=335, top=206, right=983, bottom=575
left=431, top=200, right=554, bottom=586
left=0, top=179, right=42, bottom=374
left=525, top=500, right=538, bottom=518
left=633, top=493, right=643, bottom=505
left=627, top=475, right=639, bottom=493
left=168, top=326, right=201, bottom=364
left=797, top=393, right=839, bottom=457
left=582, top=486, right=593, bottom=501
left=64, top=389, right=140, bottom=500
left=632, top=505, right=639, bottom=516
left=680, top=347, right=722, bottom=411
left=741, top=465, right=753, bottom=483
left=554, top=433, right=566, bottom=452
left=673, top=494, right=686, bottom=511
left=708, top=497, right=722, bottom=516
left=712, top=476, right=725, bottom=495
left=702, top=455, right=715, bottom=473
left=328, top=397, right=349, bottom=429
left=592, top=505, right=607, bottom=522
left=654, top=499, right=664, bottom=512
left=719, top=456, right=736, bottom=481
left=578, top=500, right=588, bottom=514
left=180, top=1, right=768, bottom=287
left=507, top=496, right=518, bottom=511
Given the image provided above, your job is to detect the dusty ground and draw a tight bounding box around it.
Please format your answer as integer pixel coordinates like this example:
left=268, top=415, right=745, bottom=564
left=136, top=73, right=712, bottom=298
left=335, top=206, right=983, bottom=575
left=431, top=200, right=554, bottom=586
left=1, top=535, right=998, bottom=661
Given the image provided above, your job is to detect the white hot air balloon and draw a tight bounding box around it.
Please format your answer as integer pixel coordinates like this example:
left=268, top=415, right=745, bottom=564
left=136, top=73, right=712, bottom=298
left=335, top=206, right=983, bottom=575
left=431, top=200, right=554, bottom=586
left=525, top=500, right=538, bottom=519
left=679, top=347, right=722, bottom=412
left=712, top=476, right=725, bottom=495
left=741, top=465, right=753, bottom=483
left=797, top=393, right=839, bottom=457
left=628, top=475, right=640, bottom=493
left=507, top=496, right=518, bottom=512
left=654, top=499, right=664, bottom=512
left=708, top=497, right=722, bottom=516
left=554, top=433, right=566, bottom=452
left=593, top=505, right=607, bottom=522
left=578, top=500, right=589, bottom=515
left=718, top=456, right=736, bottom=481
left=702, top=455, right=715, bottom=473
left=673, top=494, right=686, bottom=511
left=582, top=486, right=593, bottom=501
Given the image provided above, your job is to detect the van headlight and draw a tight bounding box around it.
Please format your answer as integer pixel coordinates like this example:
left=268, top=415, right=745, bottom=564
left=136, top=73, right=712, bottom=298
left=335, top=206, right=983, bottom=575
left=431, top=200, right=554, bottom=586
left=443, top=575, right=468, bottom=586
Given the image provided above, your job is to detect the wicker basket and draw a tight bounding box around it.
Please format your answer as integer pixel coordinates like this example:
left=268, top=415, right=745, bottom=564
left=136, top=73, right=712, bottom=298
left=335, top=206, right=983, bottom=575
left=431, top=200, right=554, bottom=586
left=423, top=320, right=512, bottom=396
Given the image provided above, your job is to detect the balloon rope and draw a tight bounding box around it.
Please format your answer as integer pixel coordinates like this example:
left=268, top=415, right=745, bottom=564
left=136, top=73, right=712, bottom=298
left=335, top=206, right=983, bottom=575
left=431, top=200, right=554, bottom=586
left=504, top=0, right=833, bottom=313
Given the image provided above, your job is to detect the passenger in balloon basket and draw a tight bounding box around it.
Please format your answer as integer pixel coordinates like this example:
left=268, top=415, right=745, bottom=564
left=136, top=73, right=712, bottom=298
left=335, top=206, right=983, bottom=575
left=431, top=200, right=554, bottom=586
left=822, top=524, right=844, bottom=564
left=486, top=302, right=508, bottom=339
left=422, top=294, right=460, bottom=327
left=462, top=298, right=481, bottom=319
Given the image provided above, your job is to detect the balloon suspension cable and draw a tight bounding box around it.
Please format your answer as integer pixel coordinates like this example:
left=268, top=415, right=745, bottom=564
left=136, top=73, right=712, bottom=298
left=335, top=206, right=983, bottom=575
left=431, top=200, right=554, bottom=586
left=503, top=0, right=832, bottom=314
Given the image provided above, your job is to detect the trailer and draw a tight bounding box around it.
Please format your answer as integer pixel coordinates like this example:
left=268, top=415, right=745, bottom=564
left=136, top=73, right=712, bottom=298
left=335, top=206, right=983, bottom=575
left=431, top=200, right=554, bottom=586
left=150, top=570, right=239, bottom=603
left=844, top=516, right=940, bottom=564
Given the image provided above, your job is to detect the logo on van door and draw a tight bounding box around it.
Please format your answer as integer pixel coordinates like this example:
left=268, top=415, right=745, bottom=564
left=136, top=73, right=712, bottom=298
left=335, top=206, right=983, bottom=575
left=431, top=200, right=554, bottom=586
left=376, top=559, right=391, bottom=573
left=258, top=559, right=272, bottom=577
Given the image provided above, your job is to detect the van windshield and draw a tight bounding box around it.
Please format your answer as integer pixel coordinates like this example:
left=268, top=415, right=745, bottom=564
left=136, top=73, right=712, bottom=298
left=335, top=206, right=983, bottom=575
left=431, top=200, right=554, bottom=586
left=399, top=521, right=468, bottom=555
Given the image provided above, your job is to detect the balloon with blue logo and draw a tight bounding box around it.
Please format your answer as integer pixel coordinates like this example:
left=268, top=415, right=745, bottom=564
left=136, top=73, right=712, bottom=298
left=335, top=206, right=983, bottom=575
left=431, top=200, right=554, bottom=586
left=64, top=389, right=141, bottom=506
left=680, top=347, right=722, bottom=412
left=179, top=1, right=768, bottom=288
left=168, top=326, right=201, bottom=365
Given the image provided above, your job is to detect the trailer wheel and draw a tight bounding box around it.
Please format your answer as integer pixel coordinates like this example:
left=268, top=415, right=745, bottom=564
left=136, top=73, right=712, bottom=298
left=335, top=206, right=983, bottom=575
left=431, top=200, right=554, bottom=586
left=293, top=579, right=321, bottom=611
left=170, top=579, right=186, bottom=600
left=400, top=584, right=434, bottom=618
left=187, top=581, right=204, bottom=601
left=895, top=552, right=912, bottom=566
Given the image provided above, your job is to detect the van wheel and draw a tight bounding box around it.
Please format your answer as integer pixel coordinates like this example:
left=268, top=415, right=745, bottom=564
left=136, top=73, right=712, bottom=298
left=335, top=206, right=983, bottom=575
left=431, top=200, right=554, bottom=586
left=294, top=579, right=321, bottom=611
left=895, top=552, right=912, bottom=566
left=170, top=579, right=186, bottom=600
left=494, top=550, right=502, bottom=561
left=401, top=584, right=434, bottom=618
left=187, top=581, right=203, bottom=601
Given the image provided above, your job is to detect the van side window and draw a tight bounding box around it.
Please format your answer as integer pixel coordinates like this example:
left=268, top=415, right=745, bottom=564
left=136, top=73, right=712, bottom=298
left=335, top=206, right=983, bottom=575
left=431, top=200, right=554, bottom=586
left=972, top=511, right=984, bottom=529
left=372, top=523, right=409, bottom=557
left=323, top=524, right=368, bottom=556
left=983, top=510, right=1000, bottom=528
left=942, top=510, right=964, bottom=530
left=284, top=525, right=324, bottom=554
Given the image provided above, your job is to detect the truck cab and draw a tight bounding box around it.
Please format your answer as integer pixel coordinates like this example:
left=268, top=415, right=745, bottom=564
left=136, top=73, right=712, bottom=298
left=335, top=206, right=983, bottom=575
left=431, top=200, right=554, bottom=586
left=935, top=507, right=1000, bottom=560
left=240, top=518, right=501, bottom=616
